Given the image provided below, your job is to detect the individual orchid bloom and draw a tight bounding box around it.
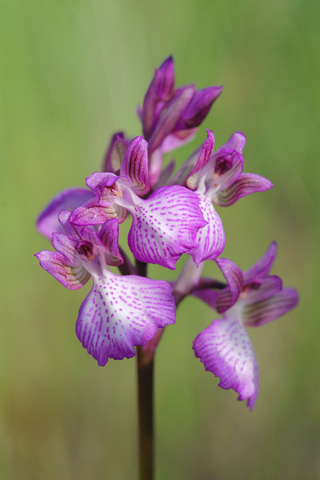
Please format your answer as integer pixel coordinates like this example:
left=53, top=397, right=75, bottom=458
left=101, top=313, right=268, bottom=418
left=70, top=136, right=208, bottom=270
left=139, top=56, right=223, bottom=186
left=185, top=130, right=273, bottom=207
left=192, top=242, right=298, bottom=409
left=36, top=211, right=176, bottom=366
left=37, top=187, right=95, bottom=239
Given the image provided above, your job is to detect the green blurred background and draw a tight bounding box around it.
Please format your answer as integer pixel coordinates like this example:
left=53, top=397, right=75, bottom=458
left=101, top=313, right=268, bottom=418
left=1, top=0, right=319, bottom=478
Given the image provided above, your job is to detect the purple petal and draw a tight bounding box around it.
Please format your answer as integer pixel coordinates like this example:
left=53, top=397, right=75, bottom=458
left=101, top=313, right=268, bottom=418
left=102, top=132, right=128, bottom=173
left=86, top=172, right=119, bottom=193
left=187, top=193, right=225, bottom=266
left=52, top=233, right=78, bottom=263
left=215, top=259, right=244, bottom=313
left=148, top=85, right=195, bottom=154
left=120, top=137, right=150, bottom=195
left=37, top=188, right=95, bottom=239
left=175, top=85, right=224, bottom=130
left=35, top=250, right=89, bottom=290
left=215, top=131, right=246, bottom=155
left=70, top=197, right=127, bottom=226
left=98, top=219, right=123, bottom=266
left=193, top=317, right=259, bottom=410
left=244, top=242, right=277, bottom=283
left=76, top=272, right=176, bottom=365
left=214, top=172, right=273, bottom=207
left=128, top=185, right=207, bottom=269
left=244, top=287, right=298, bottom=327
left=142, top=56, right=175, bottom=139
left=244, top=276, right=282, bottom=303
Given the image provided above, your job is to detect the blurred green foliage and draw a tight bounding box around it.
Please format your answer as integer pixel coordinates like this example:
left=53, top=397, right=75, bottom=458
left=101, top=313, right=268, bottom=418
left=1, top=0, right=319, bottom=478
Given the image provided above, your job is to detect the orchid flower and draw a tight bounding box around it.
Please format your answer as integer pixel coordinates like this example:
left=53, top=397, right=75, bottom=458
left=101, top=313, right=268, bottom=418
left=192, top=242, right=298, bottom=409
left=70, top=136, right=207, bottom=269
left=185, top=130, right=273, bottom=206
left=35, top=211, right=176, bottom=365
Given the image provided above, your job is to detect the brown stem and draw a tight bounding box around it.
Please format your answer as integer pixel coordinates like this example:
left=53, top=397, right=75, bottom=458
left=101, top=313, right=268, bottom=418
left=137, top=346, right=154, bottom=480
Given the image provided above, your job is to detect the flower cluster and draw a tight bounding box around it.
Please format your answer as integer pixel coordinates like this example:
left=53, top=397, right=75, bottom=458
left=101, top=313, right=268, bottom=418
left=36, top=56, right=298, bottom=408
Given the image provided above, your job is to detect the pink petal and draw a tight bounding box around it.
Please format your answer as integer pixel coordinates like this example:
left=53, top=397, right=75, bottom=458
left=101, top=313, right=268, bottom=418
left=193, top=316, right=259, bottom=409
left=76, top=272, right=176, bottom=365
left=187, top=193, right=225, bottom=266
left=128, top=186, right=207, bottom=269
left=35, top=250, right=90, bottom=290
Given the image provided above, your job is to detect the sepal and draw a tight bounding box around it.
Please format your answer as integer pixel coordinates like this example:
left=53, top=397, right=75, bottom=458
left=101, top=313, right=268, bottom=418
left=120, top=136, right=150, bottom=195
left=35, top=250, right=90, bottom=290
left=102, top=132, right=128, bottom=173
left=213, top=173, right=273, bottom=207
left=37, top=188, right=95, bottom=239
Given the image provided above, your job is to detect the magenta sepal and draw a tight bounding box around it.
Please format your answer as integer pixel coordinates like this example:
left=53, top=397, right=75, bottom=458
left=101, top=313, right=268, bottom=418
left=35, top=249, right=90, bottom=290
left=76, top=270, right=176, bottom=366
left=102, top=132, right=129, bottom=174
left=243, top=287, right=298, bottom=327
left=120, top=136, right=150, bottom=195
left=37, top=188, right=95, bottom=239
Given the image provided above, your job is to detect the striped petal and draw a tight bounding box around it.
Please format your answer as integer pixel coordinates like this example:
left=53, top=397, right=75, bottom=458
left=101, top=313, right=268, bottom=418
left=102, top=132, right=128, bottom=174
left=76, top=271, right=176, bottom=365
left=193, top=316, right=259, bottom=410
left=244, top=287, right=298, bottom=327
left=187, top=193, right=225, bottom=266
left=214, top=173, right=273, bottom=207
left=35, top=250, right=90, bottom=290
left=215, top=258, right=244, bottom=313
left=120, top=137, right=150, bottom=195
left=128, top=185, right=207, bottom=269
left=244, top=241, right=277, bottom=283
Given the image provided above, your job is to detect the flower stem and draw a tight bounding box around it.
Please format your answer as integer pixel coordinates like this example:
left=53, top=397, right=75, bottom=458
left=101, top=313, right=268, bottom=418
left=137, top=346, right=154, bottom=480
